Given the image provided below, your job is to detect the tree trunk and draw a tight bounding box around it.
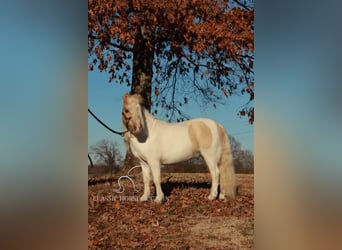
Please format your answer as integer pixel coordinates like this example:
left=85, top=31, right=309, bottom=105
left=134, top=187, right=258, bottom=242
left=119, top=24, right=155, bottom=176
left=131, top=24, right=154, bottom=110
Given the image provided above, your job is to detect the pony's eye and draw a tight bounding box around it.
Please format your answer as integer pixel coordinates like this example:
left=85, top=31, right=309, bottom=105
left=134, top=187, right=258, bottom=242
left=124, top=109, right=129, bottom=113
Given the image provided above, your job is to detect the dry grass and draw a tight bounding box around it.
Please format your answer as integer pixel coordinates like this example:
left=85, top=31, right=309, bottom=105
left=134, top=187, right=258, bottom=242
left=89, top=173, right=254, bottom=249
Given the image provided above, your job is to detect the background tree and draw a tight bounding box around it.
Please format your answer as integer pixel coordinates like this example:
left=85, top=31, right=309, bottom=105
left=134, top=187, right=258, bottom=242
left=229, top=135, right=254, bottom=173
left=88, top=0, right=254, bottom=123
left=241, top=149, right=253, bottom=170
left=89, top=139, right=123, bottom=178
left=229, top=134, right=243, bottom=158
left=89, top=0, right=254, bottom=171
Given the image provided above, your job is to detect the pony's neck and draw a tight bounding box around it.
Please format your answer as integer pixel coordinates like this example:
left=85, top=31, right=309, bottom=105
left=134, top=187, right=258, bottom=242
left=129, top=105, right=155, bottom=143
left=141, top=106, right=156, bottom=127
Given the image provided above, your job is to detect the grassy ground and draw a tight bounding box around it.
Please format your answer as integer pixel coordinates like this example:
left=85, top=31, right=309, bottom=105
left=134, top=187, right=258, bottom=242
left=88, top=173, right=254, bottom=249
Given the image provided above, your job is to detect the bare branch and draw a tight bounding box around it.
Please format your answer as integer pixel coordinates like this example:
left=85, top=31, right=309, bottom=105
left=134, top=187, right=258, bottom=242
left=232, top=0, right=252, bottom=10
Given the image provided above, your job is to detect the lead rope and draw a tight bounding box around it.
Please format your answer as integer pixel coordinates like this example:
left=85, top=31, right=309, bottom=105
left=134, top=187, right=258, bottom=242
left=88, top=108, right=128, bottom=136
left=88, top=108, right=141, bottom=193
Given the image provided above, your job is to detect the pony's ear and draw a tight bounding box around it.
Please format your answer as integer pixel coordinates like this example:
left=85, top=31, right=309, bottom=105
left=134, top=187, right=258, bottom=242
left=123, top=93, right=129, bottom=101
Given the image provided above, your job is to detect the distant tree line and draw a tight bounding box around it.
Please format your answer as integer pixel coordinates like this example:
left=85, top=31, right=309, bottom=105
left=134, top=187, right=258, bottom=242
left=228, top=135, right=254, bottom=174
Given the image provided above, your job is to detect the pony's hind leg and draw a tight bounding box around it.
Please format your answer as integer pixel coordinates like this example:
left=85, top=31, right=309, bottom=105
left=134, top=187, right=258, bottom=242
left=149, top=161, right=165, bottom=203
left=202, top=151, right=219, bottom=200
left=140, top=161, right=151, bottom=201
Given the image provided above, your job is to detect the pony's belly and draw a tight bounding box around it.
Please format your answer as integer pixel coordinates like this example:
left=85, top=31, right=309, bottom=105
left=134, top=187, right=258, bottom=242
left=160, top=147, right=195, bottom=164
left=129, top=137, right=195, bottom=164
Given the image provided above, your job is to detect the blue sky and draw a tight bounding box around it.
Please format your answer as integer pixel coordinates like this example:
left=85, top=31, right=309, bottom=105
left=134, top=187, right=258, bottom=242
left=88, top=70, right=254, bottom=157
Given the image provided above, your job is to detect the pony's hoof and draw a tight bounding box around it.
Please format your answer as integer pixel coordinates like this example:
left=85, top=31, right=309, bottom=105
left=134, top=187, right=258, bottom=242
left=154, top=196, right=165, bottom=203
left=140, top=195, right=149, bottom=202
left=219, top=193, right=227, bottom=200
left=208, top=194, right=217, bottom=200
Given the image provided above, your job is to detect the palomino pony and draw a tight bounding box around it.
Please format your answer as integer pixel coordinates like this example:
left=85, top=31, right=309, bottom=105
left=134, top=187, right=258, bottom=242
left=122, top=93, right=235, bottom=203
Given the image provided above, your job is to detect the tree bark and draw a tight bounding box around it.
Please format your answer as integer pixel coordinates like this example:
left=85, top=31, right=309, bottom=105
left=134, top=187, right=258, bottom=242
left=130, top=24, right=154, bottom=110
left=120, top=25, right=155, bottom=176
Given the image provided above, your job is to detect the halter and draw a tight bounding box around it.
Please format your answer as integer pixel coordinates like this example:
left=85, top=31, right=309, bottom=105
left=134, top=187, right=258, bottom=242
left=121, top=110, right=132, bottom=130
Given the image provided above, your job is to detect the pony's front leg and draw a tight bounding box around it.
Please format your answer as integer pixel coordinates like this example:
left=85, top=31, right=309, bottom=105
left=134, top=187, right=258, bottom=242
left=149, top=161, right=164, bottom=203
left=140, top=162, right=151, bottom=202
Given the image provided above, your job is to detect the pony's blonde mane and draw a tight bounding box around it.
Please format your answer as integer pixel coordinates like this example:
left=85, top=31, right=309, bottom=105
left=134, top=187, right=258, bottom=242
left=123, top=94, right=143, bottom=115
left=122, top=93, right=147, bottom=135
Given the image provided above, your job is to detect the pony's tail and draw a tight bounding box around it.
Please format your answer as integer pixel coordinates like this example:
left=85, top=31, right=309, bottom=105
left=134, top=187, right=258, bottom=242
left=218, top=125, right=236, bottom=199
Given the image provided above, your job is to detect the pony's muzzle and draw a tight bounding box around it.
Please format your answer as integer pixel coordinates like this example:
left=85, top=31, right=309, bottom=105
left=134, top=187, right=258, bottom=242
left=126, top=118, right=141, bottom=134
left=132, top=123, right=142, bottom=134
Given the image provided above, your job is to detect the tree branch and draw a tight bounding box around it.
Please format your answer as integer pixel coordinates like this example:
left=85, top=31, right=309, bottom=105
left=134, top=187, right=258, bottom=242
left=232, top=0, right=252, bottom=10
left=89, top=33, right=132, bottom=52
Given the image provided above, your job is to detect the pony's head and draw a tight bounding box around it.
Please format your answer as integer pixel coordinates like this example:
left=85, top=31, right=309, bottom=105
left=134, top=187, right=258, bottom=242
left=122, top=93, right=144, bottom=134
